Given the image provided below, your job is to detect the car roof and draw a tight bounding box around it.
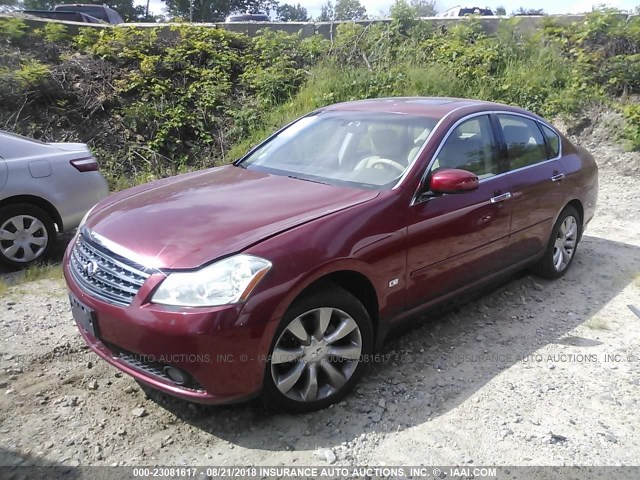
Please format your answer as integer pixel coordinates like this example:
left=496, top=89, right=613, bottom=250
left=320, top=97, right=508, bottom=118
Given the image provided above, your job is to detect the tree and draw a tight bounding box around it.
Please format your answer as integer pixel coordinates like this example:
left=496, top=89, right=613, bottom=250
left=21, top=0, right=56, bottom=9
left=0, top=0, right=22, bottom=7
left=389, top=0, right=436, bottom=19
left=333, top=0, right=366, bottom=20
left=514, top=7, right=545, bottom=15
left=276, top=2, right=309, bottom=21
left=163, top=0, right=276, bottom=22
left=390, top=0, right=413, bottom=19
left=495, top=5, right=506, bottom=15
left=410, top=0, right=436, bottom=17
left=317, top=0, right=333, bottom=21
left=335, top=0, right=367, bottom=20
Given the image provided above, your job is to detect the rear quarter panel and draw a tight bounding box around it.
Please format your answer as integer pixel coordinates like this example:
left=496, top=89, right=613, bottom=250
left=1, top=149, right=108, bottom=231
left=47, top=156, right=109, bottom=231
left=557, top=135, right=598, bottom=230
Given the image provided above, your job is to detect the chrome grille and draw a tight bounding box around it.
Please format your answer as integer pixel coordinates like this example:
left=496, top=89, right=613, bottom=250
left=69, top=231, right=150, bottom=307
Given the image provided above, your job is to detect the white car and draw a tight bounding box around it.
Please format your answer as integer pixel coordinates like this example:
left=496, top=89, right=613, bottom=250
left=0, top=131, right=108, bottom=268
left=441, top=6, right=494, bottom=17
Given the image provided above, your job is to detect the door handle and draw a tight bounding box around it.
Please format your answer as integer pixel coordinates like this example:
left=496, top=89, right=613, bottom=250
left=551, top=173, right=565, bottom=182
left=490, top=192, right=512, bottom=203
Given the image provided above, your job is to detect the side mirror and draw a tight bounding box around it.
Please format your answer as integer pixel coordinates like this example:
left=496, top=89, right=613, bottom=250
left=430, top=168, right=479, bottom=194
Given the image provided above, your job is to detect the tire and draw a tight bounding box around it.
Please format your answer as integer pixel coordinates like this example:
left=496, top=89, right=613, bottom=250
left=0, top=203, right=56, bottom=269
left=532, top=205, right=581, bottom=280
left=262, top=284, right=373, bottom=413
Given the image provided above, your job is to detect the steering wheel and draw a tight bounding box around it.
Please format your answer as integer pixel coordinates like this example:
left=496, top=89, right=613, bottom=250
left=354, top=157, right=406, bottom=174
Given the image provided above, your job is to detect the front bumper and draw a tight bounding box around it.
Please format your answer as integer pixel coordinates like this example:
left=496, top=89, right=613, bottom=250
left=63, top=251, right=270, bottom=405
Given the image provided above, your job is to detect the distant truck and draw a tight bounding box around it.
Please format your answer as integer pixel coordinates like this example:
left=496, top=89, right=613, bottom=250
left=23, top=4, right=124, bottom=24
left=225, top=12, right=270, bottom=22
left=440, top=6, right=494, bottom=17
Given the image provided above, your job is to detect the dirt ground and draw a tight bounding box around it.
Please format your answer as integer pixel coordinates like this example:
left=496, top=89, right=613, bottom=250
left=1, top=111, right=639, bottom=470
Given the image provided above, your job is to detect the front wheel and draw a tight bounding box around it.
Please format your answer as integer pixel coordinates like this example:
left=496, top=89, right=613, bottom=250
left=0, top=204, right=56, bottom=269
left=532, top=205, right=581, bottom=279
left=262, top=284, right=373, bottom=413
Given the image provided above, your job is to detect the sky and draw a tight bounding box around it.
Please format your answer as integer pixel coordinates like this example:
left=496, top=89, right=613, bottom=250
left=136, top=0, right=638, bottom=18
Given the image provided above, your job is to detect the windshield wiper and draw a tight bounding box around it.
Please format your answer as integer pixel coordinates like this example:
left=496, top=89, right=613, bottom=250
left=287, top=175, right=328, bottom=185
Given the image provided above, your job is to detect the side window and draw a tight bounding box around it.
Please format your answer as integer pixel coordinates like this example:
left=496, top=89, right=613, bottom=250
left=540, top=123, right=560, bottom=158
left=498, top=114, right=547, bottom=170
left=432, top=115, right=499, bottom=180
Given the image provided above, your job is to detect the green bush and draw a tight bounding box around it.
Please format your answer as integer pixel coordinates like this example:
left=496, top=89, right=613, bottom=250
left=621, top=104, right=640, bottom=151
left=13, top=59, right=50, bottom=86
left=0, top=17, right=27, bottom=43
left=35, top=23, right=69, bottom=43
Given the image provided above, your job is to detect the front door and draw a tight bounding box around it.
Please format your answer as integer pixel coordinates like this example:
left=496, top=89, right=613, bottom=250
left=405, top=114, right=513, bottom=308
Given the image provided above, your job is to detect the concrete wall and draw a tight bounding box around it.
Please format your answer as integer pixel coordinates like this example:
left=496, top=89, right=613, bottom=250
left=126, top=16, right=568, bottom=39
left=2, top=13, right=638, bottom=40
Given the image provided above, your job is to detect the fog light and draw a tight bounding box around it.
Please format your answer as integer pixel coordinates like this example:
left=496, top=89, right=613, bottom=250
left=163, top=366, right=189, bottom=386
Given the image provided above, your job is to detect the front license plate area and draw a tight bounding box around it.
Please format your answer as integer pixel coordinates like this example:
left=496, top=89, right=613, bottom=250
left=69, top=293, right=99, bottom=338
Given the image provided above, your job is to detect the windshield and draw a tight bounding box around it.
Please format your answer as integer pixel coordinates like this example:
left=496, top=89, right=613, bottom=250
left=238, top=111, right=439, bottom=189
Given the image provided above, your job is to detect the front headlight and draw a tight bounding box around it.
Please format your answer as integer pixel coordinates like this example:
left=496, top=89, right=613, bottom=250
left=151, top=254, right=272, bottom=307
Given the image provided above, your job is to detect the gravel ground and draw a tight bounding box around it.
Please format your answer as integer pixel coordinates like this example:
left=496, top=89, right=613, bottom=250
left=0, top=113, right=639, bottom=469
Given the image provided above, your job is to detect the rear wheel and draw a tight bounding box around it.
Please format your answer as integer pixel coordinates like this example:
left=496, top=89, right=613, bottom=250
left=0, top=204, right=56, bottom=269
left=262, top=284, right=373, bottom=412
left=532, top=205, right=580, bottom=279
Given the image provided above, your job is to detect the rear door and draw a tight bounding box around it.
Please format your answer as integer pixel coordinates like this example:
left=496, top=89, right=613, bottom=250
left=496, top=113, right=566, bottom=261
left=405, top=114, right=513, bottom=307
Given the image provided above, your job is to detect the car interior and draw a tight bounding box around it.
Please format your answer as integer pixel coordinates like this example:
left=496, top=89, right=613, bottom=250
left=431, top=116, right=498, bottom=180
left=243, top=113, right=439, bottom=188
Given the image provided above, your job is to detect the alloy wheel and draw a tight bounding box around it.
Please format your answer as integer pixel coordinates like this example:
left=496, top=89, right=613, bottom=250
left=552, top=215, right=577, bottom=272
left=0, top=215, right=49, bottom=263
left=270, top=307, right=363, bottom=403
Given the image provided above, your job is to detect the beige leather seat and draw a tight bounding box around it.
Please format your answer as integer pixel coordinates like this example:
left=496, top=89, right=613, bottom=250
left=407, top=127, right=433, bottom=164
left=354, top=126, right=407, bottom=173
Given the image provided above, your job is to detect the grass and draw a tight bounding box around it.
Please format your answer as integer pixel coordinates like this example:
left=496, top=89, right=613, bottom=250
left=22, top=263, right=63, bottom=283
left=0, top=264, right=63, bottom=299
left=0, top=263, right=64, bottom=298
left=225, top=44, right=583, bottom=163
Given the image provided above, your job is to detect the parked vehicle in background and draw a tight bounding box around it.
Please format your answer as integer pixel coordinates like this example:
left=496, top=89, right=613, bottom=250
left=23, top=4, right=124, bottom=24
left=64, top=97, right=597, bottom=412
left=441, top=6, right=494, bottom=16
left=225, top=12, right=270, bottom=22
left=22, top=10, right=104, bottom=23
left=0, top=131, right=108, bottom=269
left=53, top=4, right=124, bottom=23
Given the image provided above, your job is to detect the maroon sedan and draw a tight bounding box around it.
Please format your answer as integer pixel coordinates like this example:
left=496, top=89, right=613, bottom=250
left=63, top=98, right=598, bottom=412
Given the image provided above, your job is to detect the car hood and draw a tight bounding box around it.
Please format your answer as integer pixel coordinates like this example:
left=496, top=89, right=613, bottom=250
left=86, top=166, right=379, bottom=269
